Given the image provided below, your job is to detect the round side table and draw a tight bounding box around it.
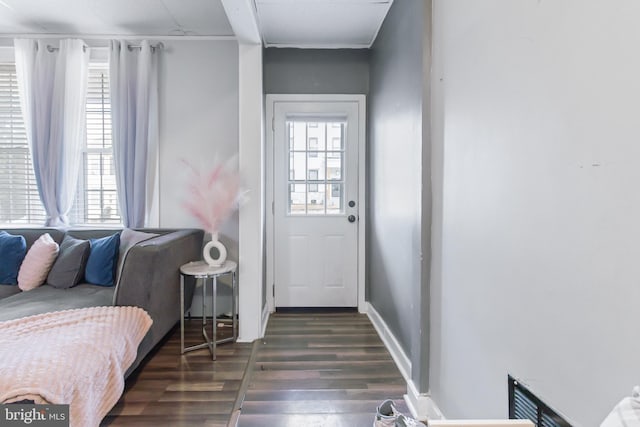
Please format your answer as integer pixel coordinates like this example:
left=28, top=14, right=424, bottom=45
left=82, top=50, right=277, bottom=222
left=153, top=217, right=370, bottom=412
left=179, top=260, right=237, bottom=360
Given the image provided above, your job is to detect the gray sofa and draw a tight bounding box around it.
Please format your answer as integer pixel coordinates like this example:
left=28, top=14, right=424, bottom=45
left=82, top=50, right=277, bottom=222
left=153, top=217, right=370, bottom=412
left=0, top=227, right=204, bottom=375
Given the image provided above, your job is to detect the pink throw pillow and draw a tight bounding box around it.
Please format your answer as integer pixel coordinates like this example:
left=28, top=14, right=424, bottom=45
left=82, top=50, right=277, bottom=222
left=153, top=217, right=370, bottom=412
left=18, top=233, right=60, bottom=291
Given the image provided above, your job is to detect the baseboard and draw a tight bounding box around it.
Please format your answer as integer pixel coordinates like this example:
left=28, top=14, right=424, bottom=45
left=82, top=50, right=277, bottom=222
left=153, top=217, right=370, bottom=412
left=365, top=302, right=411, bottom=385
left=261, top=304, right=270, bottom=338
left=366, top=302, right=444, bottom=422
left=405, top=379, right=444, bottom=421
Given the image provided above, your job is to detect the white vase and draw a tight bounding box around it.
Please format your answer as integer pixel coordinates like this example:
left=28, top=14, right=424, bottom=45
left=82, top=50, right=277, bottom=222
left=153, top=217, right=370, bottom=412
left=203, top=232, right=227, bottom=267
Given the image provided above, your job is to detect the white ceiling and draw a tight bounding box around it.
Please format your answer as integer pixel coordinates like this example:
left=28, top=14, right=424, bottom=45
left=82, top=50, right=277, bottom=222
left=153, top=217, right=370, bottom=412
left=0, top=0, right=234, bottom=37
left=0, top=0, right=392, bottom=48
left=255, top=0, right=392, bottom=48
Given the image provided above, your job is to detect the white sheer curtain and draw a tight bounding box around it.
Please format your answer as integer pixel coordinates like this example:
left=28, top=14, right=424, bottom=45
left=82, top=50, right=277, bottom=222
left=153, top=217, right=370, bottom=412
left=109, top=40, right=159, bottom=228
left=14, top=39, right=89, bottom=227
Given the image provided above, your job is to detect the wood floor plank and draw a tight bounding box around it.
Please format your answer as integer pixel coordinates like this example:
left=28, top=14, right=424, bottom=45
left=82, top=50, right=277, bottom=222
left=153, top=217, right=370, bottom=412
left=236, top=312, right=409, bottom=427
left=237, top=412, right=379, bottom=427
left=103, top=414, right=230, bottom=427
left=238, top=388, right=407, bottom=402
left=158, top=391, right=238, bottom=402
left=138, top=401, right=233, bottom=416
left=241, top=399, right=393, bottom=414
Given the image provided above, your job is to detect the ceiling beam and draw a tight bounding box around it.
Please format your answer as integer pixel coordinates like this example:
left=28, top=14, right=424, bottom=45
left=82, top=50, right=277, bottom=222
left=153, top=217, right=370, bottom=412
left=220, top=0, right=261, bottom=45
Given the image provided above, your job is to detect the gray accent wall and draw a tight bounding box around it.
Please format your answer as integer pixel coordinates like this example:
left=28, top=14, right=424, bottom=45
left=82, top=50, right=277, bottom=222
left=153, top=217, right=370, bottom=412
left=368, top=0, right=430, bottom=392
left=263, top=48, right=369, bottom=94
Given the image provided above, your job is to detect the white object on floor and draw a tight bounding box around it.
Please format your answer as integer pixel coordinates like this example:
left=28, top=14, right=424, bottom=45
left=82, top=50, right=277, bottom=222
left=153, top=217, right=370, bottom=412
left=600, top=386, right=640, bottom=427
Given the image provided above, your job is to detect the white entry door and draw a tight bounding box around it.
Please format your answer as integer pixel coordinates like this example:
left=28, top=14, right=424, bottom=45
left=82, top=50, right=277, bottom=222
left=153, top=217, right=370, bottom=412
left=272, top=99, right=362, bottom=307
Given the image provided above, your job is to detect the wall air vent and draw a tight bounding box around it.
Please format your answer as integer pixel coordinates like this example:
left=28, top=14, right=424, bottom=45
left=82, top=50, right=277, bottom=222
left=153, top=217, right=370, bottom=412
left=508, top=375, right=572, bottom=427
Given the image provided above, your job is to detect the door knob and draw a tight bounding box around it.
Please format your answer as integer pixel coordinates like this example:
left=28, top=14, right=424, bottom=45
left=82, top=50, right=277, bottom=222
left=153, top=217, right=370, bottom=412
left=348, top=215, right=356, bottom=223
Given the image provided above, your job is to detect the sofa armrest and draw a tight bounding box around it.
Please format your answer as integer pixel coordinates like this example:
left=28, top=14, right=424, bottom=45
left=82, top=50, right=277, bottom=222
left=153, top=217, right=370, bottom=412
left=114, top=229, right=203, bottom=352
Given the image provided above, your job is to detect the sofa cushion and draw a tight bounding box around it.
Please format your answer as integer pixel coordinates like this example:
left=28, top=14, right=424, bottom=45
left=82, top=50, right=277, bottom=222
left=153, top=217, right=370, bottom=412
left=0, top=284, right=21, bottom=299
left=85, top=233, right=120, bottom=286
left=0, top=284, right=115, bottom=322
left=18, top=233, right=60, bottom=291
left=0, top=231, right=27, bottom=285
left=47, top=235, right=90, bottom=289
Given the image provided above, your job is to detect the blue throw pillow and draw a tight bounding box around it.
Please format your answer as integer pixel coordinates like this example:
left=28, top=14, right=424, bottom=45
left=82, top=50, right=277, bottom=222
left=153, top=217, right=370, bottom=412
left=85, top=233, right=121, bottom=286
left=0, top=231, right=27, bottom=285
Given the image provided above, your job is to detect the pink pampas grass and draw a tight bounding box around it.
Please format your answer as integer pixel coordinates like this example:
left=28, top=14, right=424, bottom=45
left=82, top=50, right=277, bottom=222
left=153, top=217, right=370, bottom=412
left=182, top=157, right=241, bottom=235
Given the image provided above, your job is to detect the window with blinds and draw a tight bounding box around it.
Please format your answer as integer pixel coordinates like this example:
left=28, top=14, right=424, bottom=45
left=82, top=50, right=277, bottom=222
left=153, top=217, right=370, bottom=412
left=0, top=62, right=121, bottom=226
left=71, top=63, right=121, bottom=225
left=0, top=64, right=46, bottom=224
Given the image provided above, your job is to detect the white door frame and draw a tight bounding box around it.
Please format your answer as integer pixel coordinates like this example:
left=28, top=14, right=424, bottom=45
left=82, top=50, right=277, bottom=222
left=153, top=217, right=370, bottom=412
left=266, top=94, right=366, bottom=313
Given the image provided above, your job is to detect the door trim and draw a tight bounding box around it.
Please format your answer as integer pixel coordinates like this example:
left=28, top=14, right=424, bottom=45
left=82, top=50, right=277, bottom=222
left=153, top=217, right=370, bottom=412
left=266, top=94, right=366, bottom=313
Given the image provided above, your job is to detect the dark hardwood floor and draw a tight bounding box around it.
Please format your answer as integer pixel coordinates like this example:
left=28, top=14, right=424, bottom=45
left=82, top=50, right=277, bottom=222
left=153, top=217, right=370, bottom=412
left=235, top=312, right=408, bottom=427
left=102, top=312, right=408, bottom=427
left=101, top=319, right=252, bottom=427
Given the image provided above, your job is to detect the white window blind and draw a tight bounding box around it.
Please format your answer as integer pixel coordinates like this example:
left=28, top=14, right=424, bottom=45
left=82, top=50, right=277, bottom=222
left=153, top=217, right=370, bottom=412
left=0, top=62, right=121, bottom=226
left=71, top=63, right=121, bottom=225
left=0, top=64, right=46, bottom=224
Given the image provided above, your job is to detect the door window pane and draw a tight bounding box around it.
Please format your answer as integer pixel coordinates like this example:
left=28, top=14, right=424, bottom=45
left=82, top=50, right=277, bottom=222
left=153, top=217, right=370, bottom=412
left=308, top=152, right=326, bottom=180
left=289, top=183, right=306, bottom=215
left=289, top=122, right=307, bottom=151
left=289, top=152, right=307, bottom=181
left=286, top=118, right=346, bottom=215
left=307, top=183, right=325, bottom=213
left=327, top=152, right=342, bottom=181
left=307, top=124, right=325, bottom=150
left=326, top=184, right=343, bottom=214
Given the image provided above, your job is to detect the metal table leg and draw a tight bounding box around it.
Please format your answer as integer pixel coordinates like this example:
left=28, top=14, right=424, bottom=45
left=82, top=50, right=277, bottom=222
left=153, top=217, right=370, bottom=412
left=199, top=276, right=217, bottom=360
left=212, top=275, right=217, bottom=360
left=202, top=277, right=206, bottom=345
left=180, top=273, right=185, bottom=354
left=232, top=270, right=237, bottom=341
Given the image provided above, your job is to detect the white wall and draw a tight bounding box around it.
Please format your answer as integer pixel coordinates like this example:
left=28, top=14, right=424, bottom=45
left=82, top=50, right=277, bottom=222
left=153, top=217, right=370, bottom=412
left=430, top=1, right=640, bottom=425
left=158, top=40, right=238, bottom=315
left=159, top=40, right=238, bottom=236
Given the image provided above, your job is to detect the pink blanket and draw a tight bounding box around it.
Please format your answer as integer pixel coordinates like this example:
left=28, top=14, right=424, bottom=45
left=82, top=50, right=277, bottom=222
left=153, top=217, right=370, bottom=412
left=0, top=306, right=152, bottom=427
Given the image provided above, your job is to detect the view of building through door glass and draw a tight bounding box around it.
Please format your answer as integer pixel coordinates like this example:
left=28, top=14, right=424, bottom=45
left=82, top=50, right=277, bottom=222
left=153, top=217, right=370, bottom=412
left=287, top=118, right=345, bottom=215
